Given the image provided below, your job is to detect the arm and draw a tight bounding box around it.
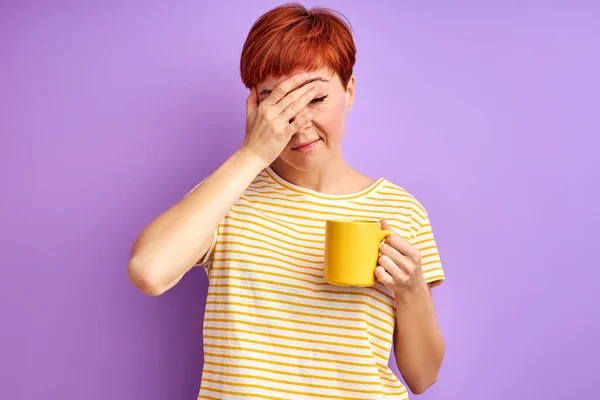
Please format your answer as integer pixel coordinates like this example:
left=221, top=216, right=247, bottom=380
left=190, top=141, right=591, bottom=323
left=376, top=220, right=445, bottom=394
left=127, top=149, right=266, bottom=296
left=127, top=71, right=322, bottom=296
left=393, top=281, right=445, bottom=394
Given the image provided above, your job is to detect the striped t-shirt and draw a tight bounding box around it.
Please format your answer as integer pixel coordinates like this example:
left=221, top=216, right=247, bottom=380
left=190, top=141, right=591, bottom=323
left=194, top=167, right=445, bottom=400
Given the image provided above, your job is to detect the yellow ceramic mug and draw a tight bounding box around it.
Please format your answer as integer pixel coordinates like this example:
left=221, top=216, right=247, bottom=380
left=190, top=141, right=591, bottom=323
left=324, top=219, right=394, bottom=287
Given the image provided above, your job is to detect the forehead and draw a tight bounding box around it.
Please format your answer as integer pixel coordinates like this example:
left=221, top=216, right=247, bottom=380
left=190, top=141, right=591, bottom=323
left=259, top=65, right=337, bottom=89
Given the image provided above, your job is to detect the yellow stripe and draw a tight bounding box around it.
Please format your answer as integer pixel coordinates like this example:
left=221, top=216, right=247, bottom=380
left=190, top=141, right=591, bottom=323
left=231, top=206, right=326, bottom=232
left=202, top=369, right=388, bottom=394
left=204, top=352, right=402, bottom=387
left=241, top=198, right=411, bottom=225
left=421, top=259, right=441, bottom=267
left=207, top=291, right=394, bottom=322
left=418, top=245, right=437, bottom=252
left=265, top=168, right=385, bottom=201
left=425, top=274, right=445, bottom=282
left=422, top=252, right=440, bottom=259
left=208, top=290, right=395, bottom=320
left=389, top=224, right=412, bottom=235
left=247, top=184, right=286, bottom=191
left=381, top=184, right=410, bottom=194
left=350, top=199, right=412, bottom=210
left=211, top=268, right=395, bottom=306
left=224, top=216, right=324, bottom=244
left=209, top=276, right=395, bottom=309
left=372, top=286, right=395, bottom=302
left=204, top=317, right=390, bottom=355
left=200, top=387, right=281, bottom=400
left=235, top=202, right=412, bottom=235
left=202, top=376, right=407, bottom=398
left=203, top=360, right=381, bottom=385
left=220, top=223, right=323, bottom=251
left=379, top=188, right=427, bottom=215
left=211, top=264, right=323, bottom=287
left=366, top=336, right=391, bottom=353
left=203, top=326, right=371, bottom=349
left=236, top=200, right=332, bottom=224
left=205, top=309, right=366, bottom=333
left=243, top=191, right=412, bottom=218
left=377, top=362, right=397, bottom=376
left=216, top=240, right=322, bottom=266
left=218, top=233, right=321, bottom=258
left=413, top=237, right=435, bottom=247
left=250, top=179, right=276, bottom=185
left=203, top=317, right=365, bottom=341
left=213, top=249, right=323, bottom=273
left=205, top=301, right=394, bottom=333
left=370, top=190, right=423, bottom=204
left=204, top=308, right=391, bottom=340
left=246, top=187, right=302, bottom=197
left=203, top=351, right=379, bottom=376
left=201, top=377, right=382, bottom=399
left=197, top=394, right=221, bottom=400
left=204, top=335, right=374, bottom=358
left=208, top=284, right=395, bottom=318
left=204, top=343, right=375, bottom=367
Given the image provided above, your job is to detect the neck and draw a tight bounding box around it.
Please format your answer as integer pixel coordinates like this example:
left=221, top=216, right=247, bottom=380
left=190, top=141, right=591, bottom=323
left=270, top=152, right=354, bottom=195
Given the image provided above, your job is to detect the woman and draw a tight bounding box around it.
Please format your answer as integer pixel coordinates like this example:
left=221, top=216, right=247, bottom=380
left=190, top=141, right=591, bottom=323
left=128, top=3, right=445, bottom=399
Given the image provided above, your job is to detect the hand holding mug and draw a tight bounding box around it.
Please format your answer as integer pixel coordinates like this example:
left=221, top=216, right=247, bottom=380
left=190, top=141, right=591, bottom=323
left=375, top=220, right=426, bottom=295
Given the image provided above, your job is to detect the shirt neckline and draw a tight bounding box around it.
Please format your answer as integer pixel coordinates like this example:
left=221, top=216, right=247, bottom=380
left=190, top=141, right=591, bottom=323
left=264, top=167, right=386, bottom=202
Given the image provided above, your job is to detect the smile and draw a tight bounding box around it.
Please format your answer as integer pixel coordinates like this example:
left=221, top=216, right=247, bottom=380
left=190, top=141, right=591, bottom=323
left=291, top=139, right=320, bottom=153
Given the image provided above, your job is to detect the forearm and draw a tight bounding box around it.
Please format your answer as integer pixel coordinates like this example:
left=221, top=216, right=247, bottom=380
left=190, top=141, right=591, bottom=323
left=128, top=149, right=266, bottom=294
left=394, top=278, right=445, bottom=394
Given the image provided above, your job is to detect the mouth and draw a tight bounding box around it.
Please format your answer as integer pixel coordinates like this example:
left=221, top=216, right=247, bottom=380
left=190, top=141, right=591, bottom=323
left=291, top=138, right=321, bottom=153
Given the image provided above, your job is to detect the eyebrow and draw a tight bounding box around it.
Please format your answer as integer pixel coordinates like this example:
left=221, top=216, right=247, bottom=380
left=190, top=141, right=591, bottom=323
left=259, top=77, right=330, bottom=96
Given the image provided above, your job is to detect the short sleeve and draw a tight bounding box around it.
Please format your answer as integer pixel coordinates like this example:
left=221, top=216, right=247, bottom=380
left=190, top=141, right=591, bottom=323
left=184, top=178, right=219, bottom=274
left=411, top=209, right=445, bottom=287
left=194, top=227, right=218, bottom=273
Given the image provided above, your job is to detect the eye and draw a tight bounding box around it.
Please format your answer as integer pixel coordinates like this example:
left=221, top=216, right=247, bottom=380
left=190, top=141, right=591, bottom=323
left=311, top=95, right=328, bottom=103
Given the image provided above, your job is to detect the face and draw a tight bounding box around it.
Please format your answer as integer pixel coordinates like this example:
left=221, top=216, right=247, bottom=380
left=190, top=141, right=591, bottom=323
left=257, top=65, right=356, bottom=171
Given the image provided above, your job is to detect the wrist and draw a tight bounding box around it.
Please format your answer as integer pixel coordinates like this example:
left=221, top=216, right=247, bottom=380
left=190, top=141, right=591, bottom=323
left=394, top=276, right=429, bottom=305
left=234, top=147, right=270, bottom=172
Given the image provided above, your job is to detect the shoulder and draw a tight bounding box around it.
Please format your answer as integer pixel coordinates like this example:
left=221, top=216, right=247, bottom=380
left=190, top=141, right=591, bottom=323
left=376, top=179, right=428, bottom=221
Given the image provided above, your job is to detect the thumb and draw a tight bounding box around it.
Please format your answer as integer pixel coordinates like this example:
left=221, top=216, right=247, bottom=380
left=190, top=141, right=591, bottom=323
left=380, top=219, right=391, bottom=230
left=246, top=86, right=258, bottom=117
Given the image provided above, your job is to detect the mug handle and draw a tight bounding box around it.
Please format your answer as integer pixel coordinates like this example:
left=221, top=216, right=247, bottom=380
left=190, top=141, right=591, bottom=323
left=380, top=230, right=394, bottom=242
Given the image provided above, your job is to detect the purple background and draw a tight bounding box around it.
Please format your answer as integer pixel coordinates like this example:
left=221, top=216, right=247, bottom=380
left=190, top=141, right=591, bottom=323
left=1, top=1, right=599, bottom=399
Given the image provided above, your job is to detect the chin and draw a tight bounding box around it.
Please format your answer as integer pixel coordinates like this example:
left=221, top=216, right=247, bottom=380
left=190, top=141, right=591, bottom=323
left=279, top=152, right=327, bottom=172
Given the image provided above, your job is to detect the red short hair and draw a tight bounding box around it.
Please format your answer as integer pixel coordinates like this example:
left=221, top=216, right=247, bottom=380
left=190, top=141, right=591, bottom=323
left=240, top=3, right=356, bottom=90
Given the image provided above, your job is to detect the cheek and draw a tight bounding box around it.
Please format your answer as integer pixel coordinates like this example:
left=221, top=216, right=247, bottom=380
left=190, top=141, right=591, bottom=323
left=312, top=104, right=346, bottom=138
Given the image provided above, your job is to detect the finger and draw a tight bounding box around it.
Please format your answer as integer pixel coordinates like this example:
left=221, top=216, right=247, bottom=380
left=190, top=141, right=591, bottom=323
left=380, top=243, right=411, bottom=275
left=262, top=72, right=309, bottom=107
left=273, top=80, right=319, bottom=116
left=378, top=254, right=405, bottom=281
left=246, top=86, right=258, bottom=117
left=278, top=83, right=321, bottom=124
left=375, top=266, right=394, bottom=287
left=382, top=226, right=421, bottom=262
left=380, top=219, right=391, bottom=231
left=284, top=107, right=316, bottom=136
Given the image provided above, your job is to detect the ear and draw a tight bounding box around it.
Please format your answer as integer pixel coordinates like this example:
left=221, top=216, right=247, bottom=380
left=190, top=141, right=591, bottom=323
left=346, top=75, right=356, bottom=112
